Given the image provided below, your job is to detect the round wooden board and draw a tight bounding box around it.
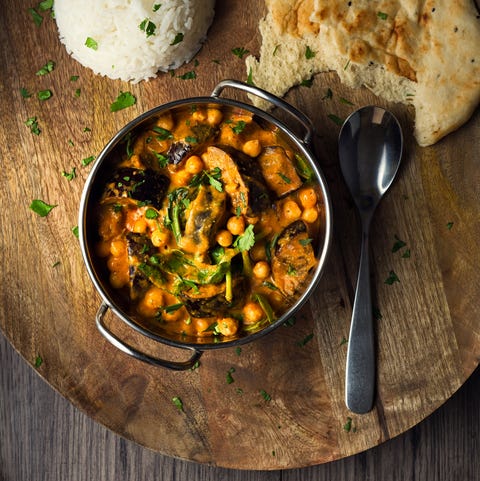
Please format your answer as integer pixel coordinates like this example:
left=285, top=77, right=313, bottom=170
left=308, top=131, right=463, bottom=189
left=1, top=0, right=479, bottom=471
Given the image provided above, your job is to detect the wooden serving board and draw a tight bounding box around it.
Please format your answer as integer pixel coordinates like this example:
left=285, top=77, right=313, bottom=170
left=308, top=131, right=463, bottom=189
left=1, top=0, right=479, bottom=470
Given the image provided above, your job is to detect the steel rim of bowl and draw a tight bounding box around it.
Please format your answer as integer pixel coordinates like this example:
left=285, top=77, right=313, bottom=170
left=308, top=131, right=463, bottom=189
left=78, top=95, right=333, bottom=351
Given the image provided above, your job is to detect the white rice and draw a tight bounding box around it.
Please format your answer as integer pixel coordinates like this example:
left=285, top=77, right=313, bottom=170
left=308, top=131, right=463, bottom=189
left=55, top=0, right=215, bottom=83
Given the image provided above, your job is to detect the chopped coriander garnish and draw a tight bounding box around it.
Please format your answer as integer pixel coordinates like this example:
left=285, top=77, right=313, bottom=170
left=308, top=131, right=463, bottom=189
left=72, top=226, right=79, bottom=238
left=226, top=367, right=235, bottom=384
left=82, top=155, right=95, bottom=166
left=305, top=46, right=316, bottom=59
left=177, top=70, right=196, bottom=80
left=83, top=126, right=91, bottom=132
left=327, top=113, right=344, bottom=126
left=85, top=37, right=98, bottom=50
left=233, top=224, right=255, bottom=252
left=231, top=120, right=246, bottom=134
left=402, top=249, right=411, bottom=258
left=38, top=89, right=52, bottom=101
left=36, top=60, right=55, bottom=75
left=260, top=389, right=272, bottom=402
left=184, top=136, right=198, bottom=144
left=30, top=199, right=57, bottom=217
left=139, top=18, right=156, bottom=37
left=74, top=88, right=81, bottom=97
left=344, top=59, right=351, bottom=70
left=340, top=336, right=348, bottom=346
left=34, top=355, right=43, bottom=368
left=283, top=317, right=296, bottom=327
left=297, top=332, right=314, bottom=347
left=235, top=347, right=242, bottom=356
left=152, top=126, right=173, bottom=140
left=339, top=97, right=354, bottom=105
left=52, top=261, right=61, bottom=268
left=246, top=67, right=254, bottom=85
left=343, top=416, right=353, bottom=432
left=170, top=32, right=184, bottom=45
left=20, top=87, right=32, bottom=98
left=300, top=77, right=313, bottom=87
left=232, top=47, right=249, bottom=59
left=62, top=167, right=76, bottom=181
left=377, top=11, right=389, bottom=20
left=299, top=238, right=313, bottom=246
left=385, top=270, right=400, bottom=285
left=145, top=208, right=159, bottom=220
left=28, top=8, right=43, bottom=27
left=446, top=221, right=454, bottom=230
left=25, top=116, right=41, bottom=135
left=277, top=172, right=292, bottom=184
left=273, top=44, right=280, bottom=56
left=392, top=235, right=406, bottom=253
left=39, top=0, right=53, bottom=11
left=172, top=396, right=184, bottom=411
left=70, top=75, right=79, bottom=81
left=153, top=3, right=162, bottom=12
left=322, top=88, right=333, bottom=100
left=110, top=91, right=136, bottom=111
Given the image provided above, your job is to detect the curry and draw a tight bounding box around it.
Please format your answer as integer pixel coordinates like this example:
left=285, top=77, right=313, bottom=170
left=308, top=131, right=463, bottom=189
left=94, top=103, right=325, bottom=340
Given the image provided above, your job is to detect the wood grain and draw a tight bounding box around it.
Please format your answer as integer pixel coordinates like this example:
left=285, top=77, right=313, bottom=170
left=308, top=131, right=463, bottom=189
left=1, top=0, right=479, bottom=470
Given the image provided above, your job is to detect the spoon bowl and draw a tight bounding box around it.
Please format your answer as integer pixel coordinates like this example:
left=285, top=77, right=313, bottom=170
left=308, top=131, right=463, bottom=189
left=339, top=106, right=403, bottom=414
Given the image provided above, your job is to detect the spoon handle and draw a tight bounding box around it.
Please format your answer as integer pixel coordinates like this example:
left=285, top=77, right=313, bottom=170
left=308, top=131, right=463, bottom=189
left=345, top=229, right=375, bottom=414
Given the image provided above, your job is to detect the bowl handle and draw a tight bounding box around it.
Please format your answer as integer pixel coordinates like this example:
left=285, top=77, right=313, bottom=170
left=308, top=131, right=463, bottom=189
left=211, top=79, right=315, bottom=145
left=95, top=303, right=203, bottom=370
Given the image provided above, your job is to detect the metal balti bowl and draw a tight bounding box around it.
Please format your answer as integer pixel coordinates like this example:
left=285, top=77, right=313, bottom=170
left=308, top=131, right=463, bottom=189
left=78, top=79, right=333, bottom=370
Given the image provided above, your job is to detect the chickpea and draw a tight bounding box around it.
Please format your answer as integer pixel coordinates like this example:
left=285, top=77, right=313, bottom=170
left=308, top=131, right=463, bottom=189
left=110, top=239, right=126, bottom=257
left=156, top=112, right=174, bottom=131
left=242, top=139, right=262, bottom=158
left=243, top=301, right=264, bottom=324
left=282, top=199, right=302, bottom=221
left=133, top=218, right=148, bottom=234
left=216, top=317, right=239, bottom=336
left=95, top=240, right=111, bottom=258
left=151, top=229, right=170, bottom=247
left=162, top=306, right=184, bottom=322
left=195, top=318, right=212, bottom=335
left=216, top=229, right=233, bottom=247
left=207, top=108, right=223, bottom=125
left=298, top=187, right=318, bottom=208
left=171, top=169, right=192, bottom=186
left=185, top=155, right=204, bottom=174
left=302, top=207, right=318, bottom=224
left=226, top=215, right=245, bottom=236
left=250, top=242, right=267, bottom=262
left=143, top=287, right=164, bottom=310
left=107, top=255, right=125, bottom=273
left=253, top=261, right=270, bottom=279
left=109, top=270, right=129, bottom=289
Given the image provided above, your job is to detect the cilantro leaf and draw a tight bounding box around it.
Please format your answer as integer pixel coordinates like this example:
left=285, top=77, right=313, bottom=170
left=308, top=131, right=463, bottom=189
left=110, top=91, right=136, bottom=112
left=30, top=199, right=57, bottom=217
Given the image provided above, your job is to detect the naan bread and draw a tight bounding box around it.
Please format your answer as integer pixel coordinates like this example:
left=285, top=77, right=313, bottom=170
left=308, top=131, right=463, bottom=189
left=246, top=0, right=480, bottom=146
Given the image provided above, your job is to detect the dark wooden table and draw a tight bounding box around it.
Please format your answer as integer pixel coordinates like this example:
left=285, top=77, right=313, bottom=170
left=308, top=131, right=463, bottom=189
left=1, top=332, right=479, bottom=480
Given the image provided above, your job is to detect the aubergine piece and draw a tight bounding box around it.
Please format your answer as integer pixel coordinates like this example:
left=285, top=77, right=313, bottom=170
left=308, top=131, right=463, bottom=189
left=271, top=220, right=317, bottom=296
left=178, top=277, right=246, bottom=318
left=167, top=123, right=219, bottom=165
left=258, top=146, right=302, bottom=197
left=104, top=167, right=169, bottom=209
left=178, top=184, right=227, bottom=254
left=201, top=145, right=271, bottom=216
left=126, top=232, right=158, bottom=299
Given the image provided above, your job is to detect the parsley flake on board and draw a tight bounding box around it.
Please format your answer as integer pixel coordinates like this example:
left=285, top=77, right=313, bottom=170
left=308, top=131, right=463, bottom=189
left=260, top=389, right=272, bottom=402
left=172, top=396, right=184, bottom=411
left=34, top=355, right=43, bottom=368
left=36, top=60, right=55, bottom=75
left=20, top=87, right=32, bottom=98
left=343, top=416, right=353, bottom=432
left=82, top=155, right=96, bottom=166
left=232, top=47, right=250, bottom=59
left=38, top=89, right=52, bottom=101
left=110, top=91, right=136, bottom=112
left=25, top=116, right=41, bottom=135
left=62, top=167, right=76, bottom=181
left=153, top=3, right=162, bottom=11
left=30, top=199, right=57, bottom=217
left=377, top=11, right=389, bottom=20
left=226, top=367, right=235, bottom=384
left=328, top=113, right=344, bottom=126
left=85, top=37, right=98, bottom=50
left=392, top=235, right=406, bottom=253
left=28, top=8, right=43, bottom=26
left=177, top=70, right=196, bottom=80
left=297, top=332, right=314, bottom=347
left=385, top=270, right=400, bottom=285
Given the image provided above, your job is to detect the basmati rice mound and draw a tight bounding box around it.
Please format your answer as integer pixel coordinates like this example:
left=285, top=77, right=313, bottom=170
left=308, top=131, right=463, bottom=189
left=55, top=0, right=215, bottom=83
